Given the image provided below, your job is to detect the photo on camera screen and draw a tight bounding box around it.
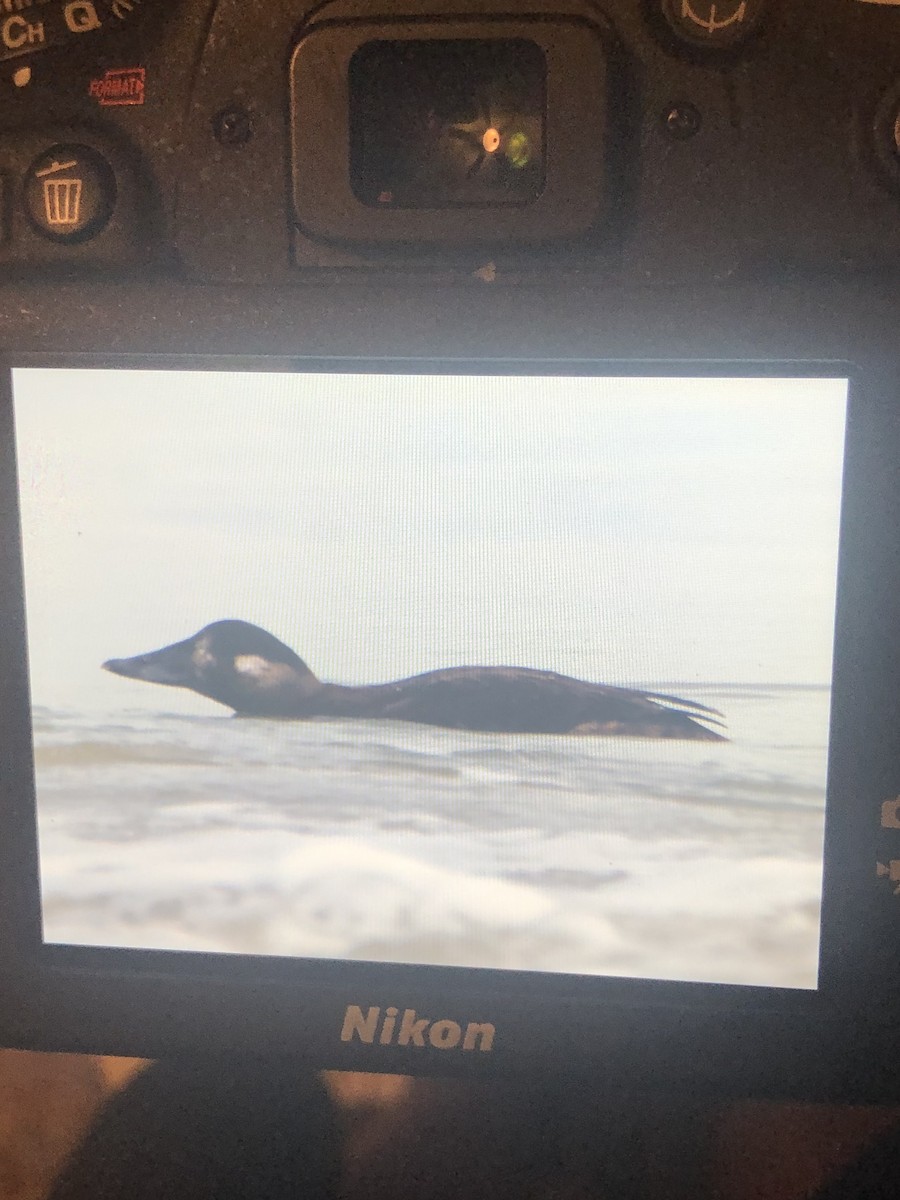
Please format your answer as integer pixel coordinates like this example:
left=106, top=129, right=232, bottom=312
left=11, top=368, right=848, bottom=990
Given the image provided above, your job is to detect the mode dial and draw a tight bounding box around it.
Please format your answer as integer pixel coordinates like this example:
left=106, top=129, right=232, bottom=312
left=657, top=0, right=767, bottom=52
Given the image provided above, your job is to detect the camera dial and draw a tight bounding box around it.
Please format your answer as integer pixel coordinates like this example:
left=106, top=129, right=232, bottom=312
left=656, top=0, right=767, bottom=51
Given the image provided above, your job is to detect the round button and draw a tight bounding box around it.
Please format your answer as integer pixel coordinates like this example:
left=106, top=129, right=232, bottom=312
left=662, top=101, right=703, bottom=140
left=23, top=144, right=116, bottom=243
left=872, top=84, right=900, bottom=194
left=657, top=0, right=767, bottom=52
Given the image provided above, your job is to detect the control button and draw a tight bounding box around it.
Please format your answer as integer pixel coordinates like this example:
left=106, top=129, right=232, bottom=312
left=657, top=0, right=767, bottom=51
left=887, top=97, right=900, bottom=160
left=872, top=85, right=900, bottom=194
left=662, top=102, right=703, bottom=140
left=882, top=797, right=900, bottom=828
left=22, top=144, right=115, bottom=242
left=877, top=861, right=900, bottom=893
left=888, top=98, right=900, bottom=165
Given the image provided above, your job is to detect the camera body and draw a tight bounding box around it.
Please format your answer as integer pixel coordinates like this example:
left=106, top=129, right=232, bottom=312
left=1, top=0, right=898, bottom=283
left=1, top=0, right=900, bottom=1102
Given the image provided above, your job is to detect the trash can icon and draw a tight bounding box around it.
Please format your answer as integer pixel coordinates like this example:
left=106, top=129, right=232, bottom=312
left=36, top=160, right=83, bottom=228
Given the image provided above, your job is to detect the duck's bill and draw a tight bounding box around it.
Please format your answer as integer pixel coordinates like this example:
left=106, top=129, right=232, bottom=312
left=102, top=639, right=193, bottom=688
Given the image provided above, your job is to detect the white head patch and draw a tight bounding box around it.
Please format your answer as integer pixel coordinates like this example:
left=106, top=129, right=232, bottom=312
left=233, top=654, right=273, bottom=679
left=232, top=655, right=311, bottom=692
left=192, top=637, right=216, bottom=670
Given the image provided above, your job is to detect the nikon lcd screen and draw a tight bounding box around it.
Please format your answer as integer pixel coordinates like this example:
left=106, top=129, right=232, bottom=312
left=7, top=365, right=848, bottom=993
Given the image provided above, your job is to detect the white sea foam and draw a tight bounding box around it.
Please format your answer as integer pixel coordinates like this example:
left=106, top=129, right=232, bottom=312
left=35, top=686, right=829, bottom=988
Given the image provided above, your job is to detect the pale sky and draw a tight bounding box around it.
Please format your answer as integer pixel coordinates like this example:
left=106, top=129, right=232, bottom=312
left=11, top=368, right=848, bottom=712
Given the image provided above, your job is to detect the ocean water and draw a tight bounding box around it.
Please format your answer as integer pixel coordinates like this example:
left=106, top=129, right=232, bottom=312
left=33, top=684, right=829, bottom=990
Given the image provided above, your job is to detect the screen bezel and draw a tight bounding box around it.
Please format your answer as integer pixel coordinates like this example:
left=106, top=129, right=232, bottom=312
left=0, top=352, right=891, bottom=1090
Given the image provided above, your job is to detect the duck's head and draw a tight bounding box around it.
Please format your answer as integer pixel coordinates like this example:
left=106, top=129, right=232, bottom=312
left=102, top=620, right=319, bottom=715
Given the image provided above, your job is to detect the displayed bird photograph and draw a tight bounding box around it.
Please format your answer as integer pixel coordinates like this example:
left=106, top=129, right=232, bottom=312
left=11, top=366, right=847, bottom=988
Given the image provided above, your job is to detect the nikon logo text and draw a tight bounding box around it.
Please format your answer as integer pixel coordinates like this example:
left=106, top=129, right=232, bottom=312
left=340, top=1005, right=496, bottom=1052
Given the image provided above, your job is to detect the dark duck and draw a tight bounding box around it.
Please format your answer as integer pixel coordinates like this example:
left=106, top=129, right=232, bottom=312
left=102, top=620, right=727, bottom=741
